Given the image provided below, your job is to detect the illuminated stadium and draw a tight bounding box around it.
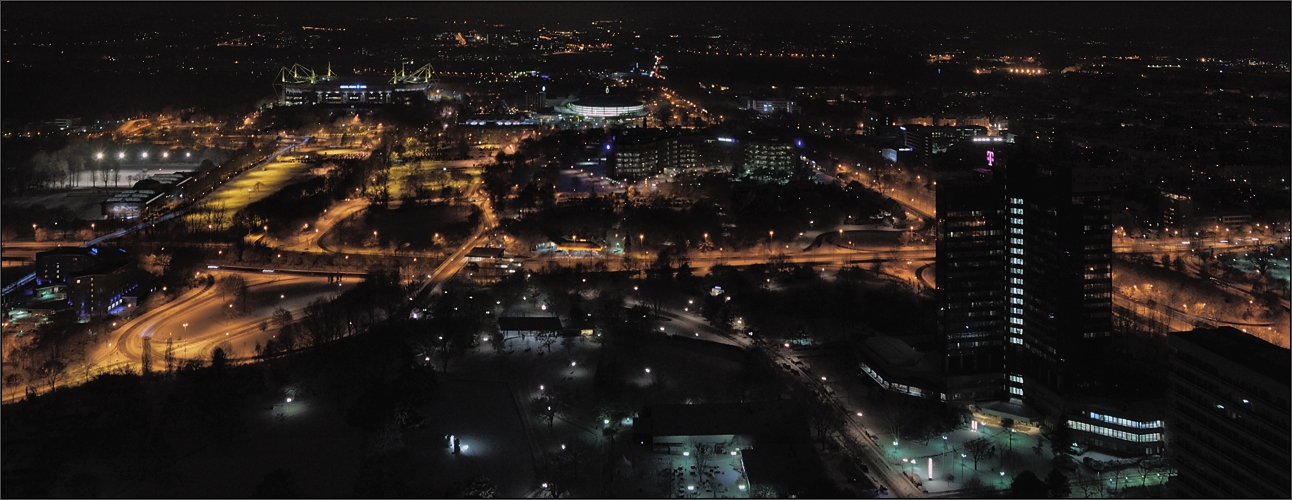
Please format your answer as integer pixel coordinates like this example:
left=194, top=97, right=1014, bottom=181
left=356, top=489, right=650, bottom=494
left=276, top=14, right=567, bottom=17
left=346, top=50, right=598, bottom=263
left=556, top=96, right=646, bottom=118
left=275, top=63, right=436, bottom=106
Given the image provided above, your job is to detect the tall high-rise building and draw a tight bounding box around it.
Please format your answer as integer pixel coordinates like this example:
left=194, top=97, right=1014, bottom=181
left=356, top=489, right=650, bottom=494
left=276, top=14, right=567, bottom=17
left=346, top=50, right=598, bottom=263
left=1160, top=191, right=1194, bottom=229
left=1003, top=158, right=1113, bottom=415
left=935, top=150, right=1113, bottom=415
left=936, top=172, right=1007, bottom=401
left=1167, top=327, right=1291, bottom=498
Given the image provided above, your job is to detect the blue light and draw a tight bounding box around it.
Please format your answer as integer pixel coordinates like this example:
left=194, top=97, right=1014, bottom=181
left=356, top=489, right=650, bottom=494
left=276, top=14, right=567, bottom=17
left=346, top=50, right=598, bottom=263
left=605, top=144, right=612, bottom=151
left=796, top=139, right=803, bottom=147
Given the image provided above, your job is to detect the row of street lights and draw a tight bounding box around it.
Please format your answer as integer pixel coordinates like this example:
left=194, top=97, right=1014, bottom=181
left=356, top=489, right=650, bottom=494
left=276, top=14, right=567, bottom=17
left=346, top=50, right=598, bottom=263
left=94, top=151, right=190, bottom=160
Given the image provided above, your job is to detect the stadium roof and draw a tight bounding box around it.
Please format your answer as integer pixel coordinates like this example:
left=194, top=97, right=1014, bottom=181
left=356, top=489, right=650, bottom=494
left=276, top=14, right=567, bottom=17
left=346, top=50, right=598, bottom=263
left=572, top=95, right=642, bottom=107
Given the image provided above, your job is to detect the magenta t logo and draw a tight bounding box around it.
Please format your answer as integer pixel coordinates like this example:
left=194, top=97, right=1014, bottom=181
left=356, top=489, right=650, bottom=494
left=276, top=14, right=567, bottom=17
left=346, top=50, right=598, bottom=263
left=986, top=150, right=995, bottom=166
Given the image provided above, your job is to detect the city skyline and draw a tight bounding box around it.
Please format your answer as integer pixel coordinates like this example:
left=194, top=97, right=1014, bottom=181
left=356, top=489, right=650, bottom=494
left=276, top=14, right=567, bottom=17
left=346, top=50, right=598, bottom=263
left=2, top=3, right=1288, bottom=499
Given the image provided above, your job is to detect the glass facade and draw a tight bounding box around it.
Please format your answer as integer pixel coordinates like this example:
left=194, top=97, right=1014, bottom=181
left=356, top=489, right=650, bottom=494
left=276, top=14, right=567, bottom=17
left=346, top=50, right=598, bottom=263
left=1067, top=420, right=1163, bottom=443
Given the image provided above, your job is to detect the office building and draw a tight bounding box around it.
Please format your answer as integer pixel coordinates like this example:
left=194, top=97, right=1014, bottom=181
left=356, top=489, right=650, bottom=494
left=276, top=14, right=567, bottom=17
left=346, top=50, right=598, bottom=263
left=1002, top=158, right=1113, bottom=416
left=35, top=247, right=140, bottom=316
left=893, top=125, right=989, bottom=167
left=1167, top=327, right=1290, bottom=499
left=935, top=172, right=1007, bottom=401
left=934, top=151, right=1113, bottom=416
left=607, top=136, right=660, bottom=180
left=739, top=139, right=797, bottom=182
left=606, top=130, right=797, bottom=182
left=1064, top=398, right=1166, bottom=456
left=740, top=98, right=800, bottom=116
left=1160, top=192, right=1194, bottom=229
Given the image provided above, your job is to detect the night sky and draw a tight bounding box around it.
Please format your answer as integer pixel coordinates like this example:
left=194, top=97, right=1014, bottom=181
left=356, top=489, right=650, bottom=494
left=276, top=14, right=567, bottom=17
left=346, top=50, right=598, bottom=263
left=4, top=2, right=1289, bottom=30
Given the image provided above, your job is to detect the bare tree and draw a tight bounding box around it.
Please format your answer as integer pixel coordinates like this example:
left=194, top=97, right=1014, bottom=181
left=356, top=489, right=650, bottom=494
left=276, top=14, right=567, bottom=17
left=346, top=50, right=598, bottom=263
left=217, top=274, right=246, bottom=302
left=38, top=360, right=65, bottom=393
left=141, top=337, right=153, bottom=375
left=272, top=307, right=294, bottom=328
left=531, top=394, right=557, bottom=429
left=165, top=337, right=175, bottom=374
left=237, top=280, right=250, bottom=314
left=538, top=329, right=560, bottom=354
left=803, top=394, right=841, bottom=447
left=964, top=436, right=995, bottom=471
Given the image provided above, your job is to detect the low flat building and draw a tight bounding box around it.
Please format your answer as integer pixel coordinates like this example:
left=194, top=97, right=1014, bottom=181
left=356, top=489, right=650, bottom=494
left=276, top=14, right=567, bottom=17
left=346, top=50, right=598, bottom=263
left=464, top=247, right=517, bottom=283
left=497, top=316, right=564, bottom=338
left=35, top=246, right=139, bottom=316
left=856, top=333, right=945, bottom=401
left=101, top=189, right=165, bottom=220
left=632, top=401, right=810, bottom=453
left=466, top=247, right=505, bottom=262
left=740, top=98, right=800, bottom=116
left=1064, top=397, right=1165, bottom=456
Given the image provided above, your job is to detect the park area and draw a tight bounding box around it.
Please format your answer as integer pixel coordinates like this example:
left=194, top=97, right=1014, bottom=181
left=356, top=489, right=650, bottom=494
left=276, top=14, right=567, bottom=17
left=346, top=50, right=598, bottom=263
left=184, top=156, right=318, bottom=231
left=319, top=203, right=479, bottom=253
left=0, top=324, right=539, bottom=498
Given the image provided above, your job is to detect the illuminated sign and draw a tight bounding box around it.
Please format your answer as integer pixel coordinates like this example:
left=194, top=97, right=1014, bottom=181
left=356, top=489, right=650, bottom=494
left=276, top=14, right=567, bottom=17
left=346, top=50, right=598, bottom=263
left=986, top=150, right=995, bottom=167
left=717, top=137, right=735, bottom=143
left=339, top=85, right=368, bottom=89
